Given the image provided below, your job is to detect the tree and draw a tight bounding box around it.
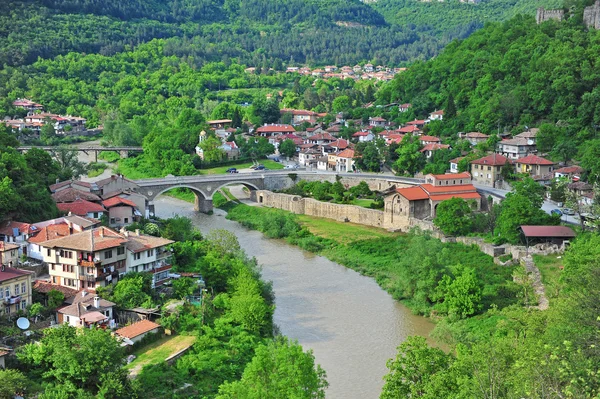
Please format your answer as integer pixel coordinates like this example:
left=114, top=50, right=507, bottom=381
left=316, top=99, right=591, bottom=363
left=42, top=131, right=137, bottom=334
left=47, top=290, right=65, bottom=309
left=207, top=229, right=241, bottom=255
left=445, top=93, right=456, bottom=119
left=355, top=141, right=383, bottom=172
left=172, top=277, right=197, bottom=299
left=51, top=146, right=87, bottom=180
left=110, top=274, right=154, bottom=309
left=232, top=107, right=243, bottom=128
left=216, top=337, right=328, bottom=399
left=24, top=148, right=61, bottom=186
left=494, top=192, right=557, bottom=244
left=434, top=197, right=473, bottom=236
left=199, top=135, right=226, bottom=163
left=40, top=121, right=56, bottom=144
left=19, top=325, right=133, bottom=398
left=394, top=135, right=424, bottom=176
left=279, top=139, right=296, bottom=159
left=252, top=95, right=280, bottom=124
left=332, top=95, right=351, bottom=113
left=381, top=336, right=452, bottom=399
left=0, top=369, right=29, bottom=399
left=435, top=266, right=482, bottom=318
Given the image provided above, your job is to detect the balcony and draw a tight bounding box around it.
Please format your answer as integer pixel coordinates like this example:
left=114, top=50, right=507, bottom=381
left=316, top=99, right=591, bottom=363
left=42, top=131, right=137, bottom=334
left=79, top=259, right=101, bottom=267
left=79, top=274, right=97, bottom=282
left=3, top=295, right=21, bottom=306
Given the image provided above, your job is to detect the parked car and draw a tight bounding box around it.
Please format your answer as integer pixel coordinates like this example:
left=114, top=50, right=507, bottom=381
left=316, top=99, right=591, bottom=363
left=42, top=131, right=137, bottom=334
left=561, top=208, right=575, bottom=215
left=273, top=157, right=280, bottom=162
left=284, top=164, right=299, bottom=169
left=255, top=165, right=266, bottom=170
left=551, top=209, right=563, bottom=217
left=226, top=168, right=238, bottom=174
left=250, top=164, right=263, bottom=170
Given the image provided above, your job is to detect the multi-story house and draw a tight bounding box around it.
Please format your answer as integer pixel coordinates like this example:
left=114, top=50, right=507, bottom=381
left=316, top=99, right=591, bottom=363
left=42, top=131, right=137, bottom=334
left=40, top=227, right=128, bottom=291
left=336, top=149, right=355, bottom=172
left=0, top=266, right=33, bottom=316
left=496, top=137, right=537, bottom=160
left=0, top=221, right=32, bottom=256
left=515, top=155, right=555, bottom=177
left=123, top=230, right=174, bottom=288
left=0, top=242, right=19, bottom=267
left=57, top=291, right=115, bottom=328
left=470, top=154, right=512, bottom=187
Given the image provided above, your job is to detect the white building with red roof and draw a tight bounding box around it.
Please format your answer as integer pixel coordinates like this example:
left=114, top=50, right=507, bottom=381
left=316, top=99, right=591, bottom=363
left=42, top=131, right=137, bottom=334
left=0, top=221, right=33, bottom=256
left=115, top=319, right=161, bottom=345
left=428, top=110, right=444, bottom=121
left=396, top=125, right=422, bottom=135
left=515, top=155, right=555, bottom=177
left=102, top=197, right=140, bottom=228
left=554, top=165, right=584, bottom=180
left=123, top=229, right=174, bottom=288
left=352, top=131, right=374, bottom=143
left=256, top=124, right=296, bottom=137
left=336, top=149, right=356, bottom=172
left=420, top=143, right=450, bottom=159
left=462, top=132, right=490, bottom=146
left=13, top=98, right=44, bottom=111
left=470, top=153, right=512, bottom=187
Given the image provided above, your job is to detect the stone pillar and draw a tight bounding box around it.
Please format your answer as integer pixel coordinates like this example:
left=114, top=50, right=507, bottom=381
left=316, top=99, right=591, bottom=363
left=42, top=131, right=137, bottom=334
left=119, top=150, right=129, bottom=159
left=194, top=195, right=213, bottom=214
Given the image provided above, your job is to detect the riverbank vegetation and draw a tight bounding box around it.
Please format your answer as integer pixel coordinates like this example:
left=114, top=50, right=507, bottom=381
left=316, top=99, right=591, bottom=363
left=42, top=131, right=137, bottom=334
left=281, top=179, right=385, bottom=209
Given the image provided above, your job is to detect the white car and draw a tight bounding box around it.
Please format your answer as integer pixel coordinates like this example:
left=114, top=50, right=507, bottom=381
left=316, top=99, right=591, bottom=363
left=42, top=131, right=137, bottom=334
left=284, top=164, right=299, bottom=169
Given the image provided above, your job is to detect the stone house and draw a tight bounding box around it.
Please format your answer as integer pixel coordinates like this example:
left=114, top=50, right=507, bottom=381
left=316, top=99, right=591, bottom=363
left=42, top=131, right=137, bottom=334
left=515, top=154, right=554, bottom=177
left=470, top=154, right=512, bottom=187
left=462, top=132, right=489, bottom=146
left=496, top=138, right=537, bottom=160
left=0, top=242, right=19, bottom=268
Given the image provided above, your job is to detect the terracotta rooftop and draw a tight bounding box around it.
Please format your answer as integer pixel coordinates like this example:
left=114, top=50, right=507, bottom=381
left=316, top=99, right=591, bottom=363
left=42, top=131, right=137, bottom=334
left=420, top=135, right=441, bottom=142
left=421, top=184, right=477, bottom=194
left=115, top=319, right=161, bottom=339
left=124, top=232, right=174, bottom=253
left=337, top=149, right=355, bottom=158
left=0, top=242, right=19, bottom=252
left=28, top=223, right=72, bottom=244
left=0, top=221, right=32, bottom=236
left=554, top=165, right=584, bottom=174
left=420, top=143, right=450, bottom=152
left=33, top=281, right=79, bottom=298
left=516, top=155, right=554, bottom=166
left=397, top=125, right=421, bottom=133
left=57, top=199, right=106, bottom=216
left=52, top=188, right=101, bottom=203
left=464, top=132, right=489, bottom=138
left=256, top=124, right=295, bottom=133
left=39, top=226, right=127, bottom=252
left=520, top=225, right=576, bottom=238
left=397, top=186, right=429, bottom=201
left=471, top=154, right=512, bottom=166
left=429, top=192, right=481, bottom=201
left=0, top=267, right=33, bottom=283
left=407, top=119, right=427, bottom=126
left=429, top=172, right=471, bottom=180
left=102, top=197, right=138, bottom=209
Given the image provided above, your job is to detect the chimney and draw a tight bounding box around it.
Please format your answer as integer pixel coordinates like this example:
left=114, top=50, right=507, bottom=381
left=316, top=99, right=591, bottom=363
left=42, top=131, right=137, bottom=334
left=93, top=296, right=100, bottom=308
left=56, top=178, right=60, bottom=184
left=81, top=290, right=87, bottom=298
left=124, top=231, right=129, bottom=237
left=135, top=229, right=140, bottom=236
left=99, top=228, right=104, bottom=238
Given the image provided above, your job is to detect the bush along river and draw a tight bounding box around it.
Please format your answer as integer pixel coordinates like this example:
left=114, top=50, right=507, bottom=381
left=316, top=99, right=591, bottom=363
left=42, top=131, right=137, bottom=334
left=154, top=196, right=435, bottom=399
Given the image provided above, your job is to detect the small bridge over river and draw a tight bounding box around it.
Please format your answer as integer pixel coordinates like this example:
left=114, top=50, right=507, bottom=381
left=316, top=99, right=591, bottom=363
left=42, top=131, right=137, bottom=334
left=17, top=146, right=143, bottom=161
left=132, top=171, right=424, bottom=213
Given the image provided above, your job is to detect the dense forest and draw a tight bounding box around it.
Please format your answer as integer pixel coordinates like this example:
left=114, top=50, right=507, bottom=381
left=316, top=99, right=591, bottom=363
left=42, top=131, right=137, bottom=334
left=0, top=0, right=561, bottom=67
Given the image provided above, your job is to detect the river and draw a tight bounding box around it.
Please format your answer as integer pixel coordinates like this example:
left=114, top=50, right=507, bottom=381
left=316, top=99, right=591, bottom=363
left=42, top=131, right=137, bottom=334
left=155, top=196, right=435, bottom=399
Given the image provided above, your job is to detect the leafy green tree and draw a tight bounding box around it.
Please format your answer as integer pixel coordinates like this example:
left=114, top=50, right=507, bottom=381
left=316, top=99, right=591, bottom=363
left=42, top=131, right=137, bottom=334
left=252, top=95, right=280, bottom=124
left=162, top=216, right=201, bottom=242
left=110, top=274, right=154, bottom=309
left=199, top=135, right=226, bottom=163
left=435, top=266, right=482, bottom=318
left=445, top=92, right=456, bottom=119
left=51, top=146, right=87, bottom=180
left=40, top=121, right=56, bottom=144
left=279, top=139, right=296, bottom=159
left=24, top=148, right=61, bottom=186
left=355, top=141, right=382, bottom=172
left=19, top=325, right=133, bottom=398
left=172, top=277, right=197, bottom=299
left=216, top=337, right=328, bottom=399
left=394, top=135, right=424, bottom=176
left=0, top=369, right=29, bottom=399
left=494, top=192, right=557, bottom=244
left=580, top=139, right=600, bottom=183
left=434, top=197, right=473, bottom=236
left=381, top=336, right=452, bottom=399
left=47, top=290, right=65, bottom=309
left=332, top=95, right=351, bottom=113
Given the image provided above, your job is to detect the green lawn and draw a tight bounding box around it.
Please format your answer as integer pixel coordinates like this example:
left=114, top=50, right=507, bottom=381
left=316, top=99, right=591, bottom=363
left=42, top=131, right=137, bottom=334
left=126, top=334, right=197, bottom=375
left=533, top=254, right=564, bottom=300
left=350, top=198, right=375, bottom=208
left=296, top=214, right=400, bottom=245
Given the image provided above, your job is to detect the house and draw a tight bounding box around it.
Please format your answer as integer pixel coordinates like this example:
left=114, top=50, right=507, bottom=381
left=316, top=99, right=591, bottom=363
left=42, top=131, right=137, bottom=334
left=515, top=155, right=554, bottom=177
left=398, top=103, right=412, bottom=113
left=317, top=156, right=329, bottom=171
left=123, top=230, right=174, bottom=288
left=256, top=124, right=296, bottom=137
left=40, top=227, right=128, bottom=291
left=470, top=154, right=512, bottom=187
left=406, top=119, right=428, bottom=128
left=115, top=319, right=161, bottom=345
left=52, top=188, right=101, bottom=204
left=91, top=175, right=140, bottom=197
left=0, top=266, right=33, bottom=316
left=364, top=63, right=374, bottom=72
left=336, top=149, right=356, bottom=172
left=57, top=290, right=115, bottom=328
left=323, top=138, right=350, bottom=153
left=428, top=110, right=444, bottom=121
left=102, top=197, right=140, bottom=228
left=0, top=221, right=32, bottom=256
left=496, top=138, right=537, bottom=160
left=0, top=242, right=20, bottom=268
left=390, top=174, right=480, bottom=220
left=515, top=128, right=538, bottom=144
left=280, top=109, right=318, bottom=125
left=50, top=180, right=93, bottom=194
left=307, top=132, right=336, bottom=146
left=57, top=199, right=106, bottom=219
left=13, top=98, right=44, bottom=111
left=206, top=119, right=232, bottom=129
left=449, top=157, right=465, bottom=174
left=369, top=117, right=387, bottom=127
left=397, top=125, right=422, bottom=135
left=385, top=134, right=405, bottom=145
left=419, top=135, right=441, bottom=145
left=554, top=165, right=584, bottom=180
left=568, top=181, right=593, bottom=196
left=352, top=131, right=375, bottom=142
left=28, top=223, right=72, bottom=262
left=420, top=143, right=450, bottom=159
left=299, top=148, right=321, bottom=167
left=520, top=225, right=575, bottom=247
left=462, top=132, right=490, bottom=146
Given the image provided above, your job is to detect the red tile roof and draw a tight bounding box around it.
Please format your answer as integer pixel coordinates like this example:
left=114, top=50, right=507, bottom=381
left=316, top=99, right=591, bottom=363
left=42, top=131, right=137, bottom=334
left=39, top=226, right=127, bottom=252
left=0, top=267, right=33, bottom=283
left=397, top=125, right=421, bottom=134
left=421, top=184, right=477, bottom=194
left=430, top=172, right=471, bottom=180
left=407, top=119, right=427, bottom=126
left=429, top=192, right=481, bottom=201
left=33, top=281, right=79, bottom=298
left=102, top=197, right=137, bottom=209
left=0, top=242, right=19, bottom=252
left=115, top=319, right=161, bottom=339
left=352, top=131, right=371, bottom=137
left=397, top=186, right=429, bottom=201
left=554, top=165, right=584, bottom=174
left=57, top=199, right=105, bottom=216
left=516, top=155, right=555, bottom=166
left=52, top=188, right=101, bottom=203
left=471, top=154, right=512, bottom=166
left=419, top=135, right=440, bottom=142
left=420, top=143, right=450, bottom=152
left=256, top=124, right=295, bottom=133
left=337, top=149, right=355, bottom=158
left=0, top=221, right=31, bottom=236
left=28, top=223, right=72, bottom=244
left=520, top=225, right=576, bottom=238
left=464, top=132, right=489, bottom=138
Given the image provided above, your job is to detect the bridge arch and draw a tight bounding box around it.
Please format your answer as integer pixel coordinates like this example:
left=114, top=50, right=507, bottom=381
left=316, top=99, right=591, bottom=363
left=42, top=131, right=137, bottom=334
left=150, top=185, right=212, bottom=213
left=209, top=180, right=261, bottom=200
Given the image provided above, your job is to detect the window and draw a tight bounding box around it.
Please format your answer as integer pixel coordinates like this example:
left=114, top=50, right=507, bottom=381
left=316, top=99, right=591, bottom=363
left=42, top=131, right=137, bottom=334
left=21, top=300, right=26, bottom=310
left=117, top=247, right=125, bottom=256
left=110, top=218, right=115, bottom=224
left=147, top=249, right=154, bottom=257
left=52, top=276, right=57, bottom=284
left=105, top=250, right=113, bottom=259
left=0, top=288, right=3, bottom=299
left=66, top=315, right=70, bottom=323
left=51, top=264, right=55, bottom=270
left=14, top=284, right=19, bottom=295
left=487, top=166, right=492, bottom=171
left=93, top=212, right=99, bottom=218
left=21, top=282, right=26, bottom=294
left=47, top=248, right=51, bottom=256
left=134, top=252, right=141, bottom=260
left=6, top=305, right=10, bottom=314
left=124, top=218, right=129, bottom=223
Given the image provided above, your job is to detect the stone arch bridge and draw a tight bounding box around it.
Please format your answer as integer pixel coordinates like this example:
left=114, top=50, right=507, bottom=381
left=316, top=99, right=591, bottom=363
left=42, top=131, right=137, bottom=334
left=132, top=171, right=424, bottom=213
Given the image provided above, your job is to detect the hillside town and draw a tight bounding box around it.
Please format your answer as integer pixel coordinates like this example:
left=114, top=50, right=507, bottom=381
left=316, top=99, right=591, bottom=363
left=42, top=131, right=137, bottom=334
left=244, top=63, right=407, bottom=81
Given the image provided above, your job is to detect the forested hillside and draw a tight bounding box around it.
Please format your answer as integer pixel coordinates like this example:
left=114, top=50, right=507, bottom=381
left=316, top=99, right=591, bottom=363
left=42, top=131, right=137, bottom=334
left=1, top=0, right=561, bottom=67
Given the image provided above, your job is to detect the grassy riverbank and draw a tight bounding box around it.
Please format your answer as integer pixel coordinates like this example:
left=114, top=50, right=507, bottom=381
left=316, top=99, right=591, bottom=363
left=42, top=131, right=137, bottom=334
left=223, top=202, right=519, bottom=318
